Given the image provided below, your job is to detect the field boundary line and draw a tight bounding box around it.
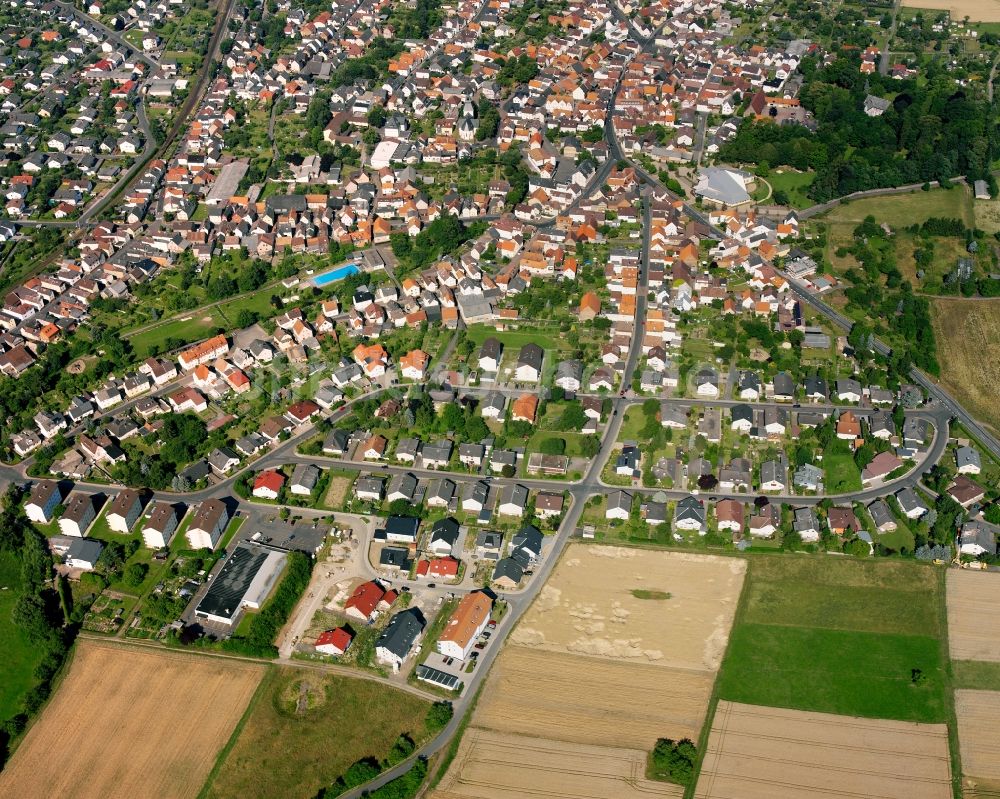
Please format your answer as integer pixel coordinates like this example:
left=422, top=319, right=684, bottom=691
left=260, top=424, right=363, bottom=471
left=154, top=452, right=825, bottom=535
left=681, top=551, right=755, bottom=799
left=938, top=566, right=964, bottom=799
left=196, top=664, right=274, bottom=799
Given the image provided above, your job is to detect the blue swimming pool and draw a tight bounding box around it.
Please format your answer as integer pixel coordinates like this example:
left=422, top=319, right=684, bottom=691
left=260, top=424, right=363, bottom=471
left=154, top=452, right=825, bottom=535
left=313, top=263, right=360, bottom=287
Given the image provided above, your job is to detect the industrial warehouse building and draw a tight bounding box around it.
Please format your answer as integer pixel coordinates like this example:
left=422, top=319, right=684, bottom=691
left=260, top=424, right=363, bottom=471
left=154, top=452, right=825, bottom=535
left=194, top=543, right=287, bottom=627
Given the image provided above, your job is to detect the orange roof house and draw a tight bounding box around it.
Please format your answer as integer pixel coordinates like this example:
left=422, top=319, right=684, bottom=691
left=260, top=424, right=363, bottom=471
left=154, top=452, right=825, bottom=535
left=579, top=291, right=601, bottom=321
left=400, top=348, right=430, bottom=379
left=511, top=393, right=539, bottom=423
left=836, top=411, right=862, bottom=440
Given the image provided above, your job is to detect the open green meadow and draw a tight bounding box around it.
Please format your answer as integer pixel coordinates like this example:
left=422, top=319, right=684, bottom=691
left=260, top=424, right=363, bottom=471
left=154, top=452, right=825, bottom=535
left=201, top=666, right=432, bottom=799
left=0, top=551, right=44, bottom=720
left=716, top=556, right=949, bottom=723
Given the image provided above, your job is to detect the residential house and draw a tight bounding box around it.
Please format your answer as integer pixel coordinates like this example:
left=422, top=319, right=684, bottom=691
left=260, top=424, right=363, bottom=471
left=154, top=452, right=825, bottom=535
left=25, top=480, right=64, bottom=523
left=675, top=495, right=706, bottom=534
left=793, top=507, right=821, bottom=542
left=498, top=484, right=529, bottom=517
left=106, top=489, right=144, bottom=533
left=437, top=591, right=492, bottom=660
left=427, top=517, right=460, bottom=556
left=59, top=492, right=99, bottom=537
left=142, top=502, right=182, bottom=549
left=315, top=627, right=354, bottom=656
left=606, top=490, right=633, bottom=520
left=375, top=608, right=425, bottom=672
left=515, top=343, right=543, bottom=382
left=185, top=499, right=229, bottom=550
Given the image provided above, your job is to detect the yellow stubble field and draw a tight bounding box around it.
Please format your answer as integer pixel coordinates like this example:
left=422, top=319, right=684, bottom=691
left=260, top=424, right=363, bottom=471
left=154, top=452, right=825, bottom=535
left=695, top=701, right=952, bottom=799
left=0, top=642, right=264, bottom=799
left=432, top=547, right=746, bottom=799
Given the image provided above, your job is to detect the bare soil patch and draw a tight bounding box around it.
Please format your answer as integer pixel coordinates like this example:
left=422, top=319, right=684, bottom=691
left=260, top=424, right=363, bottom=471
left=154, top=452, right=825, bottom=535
left=433, top=729, right=683, bottom=799
left=323, top=476, right=352, bottom=509
left=694, top=701, right=952, bottom=799
left=510, top=546, right=746, bottom=671
left=956, top=690, right=1000, bottom=783
left=0, top=642, right=263, bottom=799
left=947, top=570, right=1000, bottom=662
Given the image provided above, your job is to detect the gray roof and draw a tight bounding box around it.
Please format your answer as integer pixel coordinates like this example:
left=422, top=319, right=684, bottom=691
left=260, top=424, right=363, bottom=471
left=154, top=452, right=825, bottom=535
left=867, top=499, right=894, bottom=528
left=376, top=608, right=425, bottom=658
left=793, top=507, right=820, bottom=533
left=956, top=446, right=982, bottom=470
left=675, top=495, right=705, bottom=524
left=608, top=489, right=633, bottom=513
left=760, top=459, right=786, bottom=486
left=517, top=342, right=543, bottom=370
left=499, top=483, right=529, bottom=508
left=492, top=557, right=524, bottom=584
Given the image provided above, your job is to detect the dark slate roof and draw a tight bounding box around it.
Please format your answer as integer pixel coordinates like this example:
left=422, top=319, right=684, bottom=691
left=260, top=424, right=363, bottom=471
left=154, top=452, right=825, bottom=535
left=376, top=608, right=425, bottom=658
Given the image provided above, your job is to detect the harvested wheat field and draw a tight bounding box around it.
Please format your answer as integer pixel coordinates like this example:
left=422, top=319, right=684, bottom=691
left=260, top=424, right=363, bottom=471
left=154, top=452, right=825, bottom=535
left=948, top=570, right=1000, bottom=661
left=433, top=729, right=683, bottom=799
left=474, top=646, right=713, bottom=746
left=694, top=701, right=952, bottom=799
left=931, top=299, right=1000, bottom=436
left=902, top=0, right=1000, bottom=22
left=511, top=546, right=746, bottom=671
left=0, top=641, right=263, bottom=799
left=431, top=548, right=745, bottom=799
left=956, top=690, right=1000, bottom=783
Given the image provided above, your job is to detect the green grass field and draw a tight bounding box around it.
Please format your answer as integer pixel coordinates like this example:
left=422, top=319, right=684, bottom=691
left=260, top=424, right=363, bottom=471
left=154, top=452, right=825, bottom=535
left=717, top=624, right=947, bottom=722
left=128, top=311, right=225, bottom=358
left=768, top=169, right=815, bottom=208
left=464, top=324, right=571, bottom=354
left=0, top=552, right=45, bottom=720
left=822, top=453, right=862, bottom=494
left=953, top=660, right=1000, bottom=690
left=201, top=666, right=432, bottom=799
left=716, top=556, right=948, bottom=722
left=823, top=185, right=974, bottom=229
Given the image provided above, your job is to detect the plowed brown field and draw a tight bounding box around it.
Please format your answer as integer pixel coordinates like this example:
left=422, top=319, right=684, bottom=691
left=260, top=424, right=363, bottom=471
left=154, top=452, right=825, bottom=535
left=948, top=570, right=1000, bottom=662
left=956, top=690, right=1000, bottom=783
left=431, top=548, right=745, bottom=798
left=694, top=701, right=952, bottom=799
left=0, top=642, right=263, bottom=799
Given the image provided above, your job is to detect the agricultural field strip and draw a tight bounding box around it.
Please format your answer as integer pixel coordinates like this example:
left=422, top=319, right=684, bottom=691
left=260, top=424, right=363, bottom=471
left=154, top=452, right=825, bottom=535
left=433, top=729, right=683, bottom=799
left=955, top=690, right=1000, bottom=782
left=947, top=570, right=1000, bottom=662
left=694, top=701, right=952, bottom=799
left=0, top=642, right=263, bottom=799
left=474, top=646, right=713, bottom=746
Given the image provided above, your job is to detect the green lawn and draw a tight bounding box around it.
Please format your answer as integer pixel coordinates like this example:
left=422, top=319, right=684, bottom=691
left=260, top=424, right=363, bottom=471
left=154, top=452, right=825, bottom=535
left=526, top=429, right=592, bottom=457
left=128, top=311, right=226, bottom=358
left=617, top=406, right=655, bottom=442
left=0, top=552, right=44, bottom=719
left=768, top=169, right=815, bottom=208
left=717, top=556, right=948, bottom=722
left=464, top=324, right=572, bottom=354
left=822, top=453, right=862, bottom=494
